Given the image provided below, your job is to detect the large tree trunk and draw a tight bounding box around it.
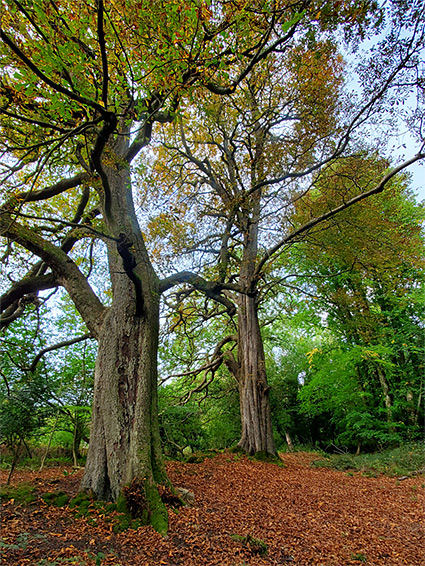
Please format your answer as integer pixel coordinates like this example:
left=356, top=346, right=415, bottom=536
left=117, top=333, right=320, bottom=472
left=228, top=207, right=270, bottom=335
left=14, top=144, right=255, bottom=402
left=235, top=295, right=277, bottom=457
left=81, top=295, right=167, bottom=531
left=81, top=163, right=168, bottom=532
left=227, top=175, right=277, bottom=457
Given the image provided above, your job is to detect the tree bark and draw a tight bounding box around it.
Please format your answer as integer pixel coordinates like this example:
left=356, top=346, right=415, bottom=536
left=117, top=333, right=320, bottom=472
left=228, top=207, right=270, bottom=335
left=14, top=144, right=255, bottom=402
left=79, top=162, right=168, bottom=532
left=80, top=292, right=167, bottom=520
left=235, top=294, right=277, bottom=457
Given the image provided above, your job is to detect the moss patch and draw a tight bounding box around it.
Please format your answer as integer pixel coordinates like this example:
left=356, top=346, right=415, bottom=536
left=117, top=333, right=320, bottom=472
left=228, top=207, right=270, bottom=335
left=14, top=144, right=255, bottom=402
left=253, top=450, right=282, bottom=464
left=69, top=492, right=95, bottom=516
left=41, top=490, right=70, bottom=507
left=228, top=447, right=283, bottom=465
left=230, top=534, right=268, bottom=556
left=40, top=480, right=170, bottom=535
left=228, top=445, right=245, bottom=455
left=145, top=481, right=168, bottom=535
left=116, top=478, right=169, bottom=534
left=0, top=483, right=36, bottom=505
left=185, top=449, right=220, bottom=464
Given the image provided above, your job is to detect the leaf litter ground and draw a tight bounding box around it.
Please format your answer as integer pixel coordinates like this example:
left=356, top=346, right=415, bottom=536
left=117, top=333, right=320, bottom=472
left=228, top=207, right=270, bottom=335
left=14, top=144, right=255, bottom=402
left=1, top=452, right=423, bottom=565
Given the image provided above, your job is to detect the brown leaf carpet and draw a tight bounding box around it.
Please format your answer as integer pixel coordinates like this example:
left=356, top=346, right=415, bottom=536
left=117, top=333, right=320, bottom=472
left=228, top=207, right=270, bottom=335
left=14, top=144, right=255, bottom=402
left=1, top=452, right=423, bottom=565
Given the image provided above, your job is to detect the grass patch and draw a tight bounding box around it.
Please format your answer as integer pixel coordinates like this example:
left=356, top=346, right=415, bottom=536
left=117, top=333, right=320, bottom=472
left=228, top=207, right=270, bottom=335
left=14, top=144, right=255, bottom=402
left=0, top=532, right=47, bottom=553
left=311, top=443, right=424, bottom=477
left=42, top=491, right=70, bottom=507
left=351, top=552, right=367, bottom=562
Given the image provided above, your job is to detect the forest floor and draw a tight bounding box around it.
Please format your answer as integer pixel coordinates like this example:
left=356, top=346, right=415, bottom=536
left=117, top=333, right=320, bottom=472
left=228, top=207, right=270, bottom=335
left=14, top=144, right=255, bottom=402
left=1, top=451, right=423, bottom=566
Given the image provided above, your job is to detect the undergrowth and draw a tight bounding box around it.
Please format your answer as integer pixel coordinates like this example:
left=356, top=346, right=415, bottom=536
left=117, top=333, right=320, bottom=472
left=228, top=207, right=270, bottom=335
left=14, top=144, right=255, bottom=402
left=311, top=443, right=424, bottom=477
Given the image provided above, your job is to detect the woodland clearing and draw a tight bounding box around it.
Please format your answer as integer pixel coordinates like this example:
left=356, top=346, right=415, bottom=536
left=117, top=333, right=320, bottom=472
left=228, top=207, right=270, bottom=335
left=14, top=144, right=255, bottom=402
left=1, top=451, right=423, bottom=566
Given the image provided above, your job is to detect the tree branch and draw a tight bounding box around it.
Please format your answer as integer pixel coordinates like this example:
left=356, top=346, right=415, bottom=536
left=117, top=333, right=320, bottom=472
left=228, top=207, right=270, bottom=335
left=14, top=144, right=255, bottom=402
left=96, top=0, right=109, bottom=108
left=89, top=114, right=118, bottom=219
left=4, top=172, right=89, bottom=207
left=29, top=332, right=93, bottom=373
left=0, top=29, right=108, bottom=117
left=159, top=271, right=238, bottom=315
left=125, top=97, right=176, bottom=163
left=0, top=212, right=106, bottom=337
left=0, top=273, right=57, bottom=314
left=206, top=9, right=304, bottom=95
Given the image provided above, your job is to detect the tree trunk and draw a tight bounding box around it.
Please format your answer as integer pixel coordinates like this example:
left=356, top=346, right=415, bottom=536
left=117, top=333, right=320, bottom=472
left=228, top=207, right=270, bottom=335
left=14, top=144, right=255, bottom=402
left=81, top=164, right=168, bottom=533
left=376, top=365, right=393, bottom=423
left=236, top=295, right=277, bottom=457
left=40, top=411, right=60, bottom=472
left=81, top=292, right=168, bottom=531
left=72, top=411, right=88, bottom=467
left=285, top=430, right=294, bottom=452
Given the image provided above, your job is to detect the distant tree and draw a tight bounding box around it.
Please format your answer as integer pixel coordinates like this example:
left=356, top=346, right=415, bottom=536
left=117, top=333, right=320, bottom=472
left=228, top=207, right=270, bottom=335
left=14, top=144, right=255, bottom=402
left=0, top=295, right=96, bottom=469
left=290, top=158, right=425, bottom=450
left=158, top=372, right=240, bottom=458
left=1, top=307, right=51, bottom=481
left=40, top=335, right=95, bottom=467
left=261, top=305, right=319, bottom=450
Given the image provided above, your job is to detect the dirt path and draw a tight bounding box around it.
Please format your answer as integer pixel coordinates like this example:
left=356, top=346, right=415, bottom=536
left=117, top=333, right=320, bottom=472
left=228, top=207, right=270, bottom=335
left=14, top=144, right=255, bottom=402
left=1, top=452, right=423, bottom=565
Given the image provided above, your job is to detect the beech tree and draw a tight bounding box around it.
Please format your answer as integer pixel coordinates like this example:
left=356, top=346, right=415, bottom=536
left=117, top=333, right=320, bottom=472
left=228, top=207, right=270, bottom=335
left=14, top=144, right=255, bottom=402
left=143, top=43, right=345, bottom=457
left=141, top=2, right=424, bottom=457
left=0, top=0, right=325, bottom=530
